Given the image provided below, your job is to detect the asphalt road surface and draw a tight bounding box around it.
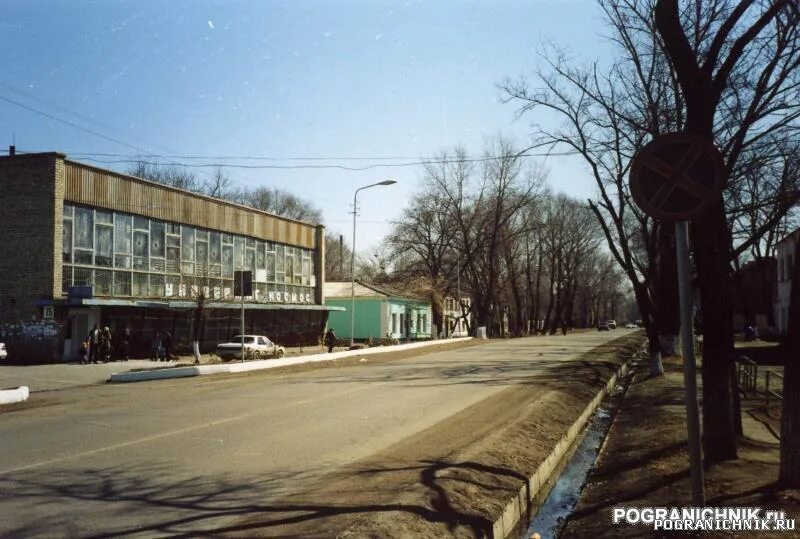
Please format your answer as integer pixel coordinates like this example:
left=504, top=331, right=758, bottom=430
left=0, top=330, right=635, bottom=537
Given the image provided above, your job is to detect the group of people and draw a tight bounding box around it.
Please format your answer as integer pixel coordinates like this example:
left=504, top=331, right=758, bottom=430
left=80, top=324, right=129, bottom=364
left=150, top=331, right=173, bottom=362
left=79, top=325, right=173, bottom=363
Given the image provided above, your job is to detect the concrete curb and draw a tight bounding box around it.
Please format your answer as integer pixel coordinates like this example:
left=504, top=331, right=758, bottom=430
left=0, top=385, right=30, bottom=405
left=491, top=344, right=646, bottom=538
left=109, top=337, right=474, bottom=383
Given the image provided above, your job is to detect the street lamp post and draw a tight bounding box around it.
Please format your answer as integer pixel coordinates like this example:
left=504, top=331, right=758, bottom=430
left=350, top=180, right=397, bottom=347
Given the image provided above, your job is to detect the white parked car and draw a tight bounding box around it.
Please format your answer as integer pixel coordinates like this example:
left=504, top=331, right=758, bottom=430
left=0, top=343, right=6, bottom=360
left=216, top=335, right=284, bottom=361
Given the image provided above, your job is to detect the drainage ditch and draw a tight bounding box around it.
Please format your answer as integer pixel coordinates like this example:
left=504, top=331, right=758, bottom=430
left=520, top=356, right=640, bottom=538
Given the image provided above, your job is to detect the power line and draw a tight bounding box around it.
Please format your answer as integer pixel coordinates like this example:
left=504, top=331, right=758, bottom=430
left=0, top=94, right=155, bottom=156
left=0, top=89, right=582, bottom=179
left=0, top=89, right=579, bottom=170
left=46, top=151, right=580, bottom=172
left=0, top=81, right=164, bottom=154
left=0, top=90, right=253, bottom=186
left=66, top=152, right=429, bottom=162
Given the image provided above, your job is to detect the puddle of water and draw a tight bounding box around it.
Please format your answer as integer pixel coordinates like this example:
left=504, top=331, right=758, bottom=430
left=521, top=367, right=634, bottom=539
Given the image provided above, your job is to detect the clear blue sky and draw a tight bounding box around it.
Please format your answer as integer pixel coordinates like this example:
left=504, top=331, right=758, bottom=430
left=0, top=0, right=613, bottom=252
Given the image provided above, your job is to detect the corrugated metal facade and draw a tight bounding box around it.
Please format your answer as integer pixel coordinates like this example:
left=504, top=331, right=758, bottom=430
left=63, top=161, right=316, bottom=249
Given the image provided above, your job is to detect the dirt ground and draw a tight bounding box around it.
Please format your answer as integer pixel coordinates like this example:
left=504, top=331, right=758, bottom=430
left=562, top=356, right=800, bottom=538
left=224, top=333, right=645, bottom=537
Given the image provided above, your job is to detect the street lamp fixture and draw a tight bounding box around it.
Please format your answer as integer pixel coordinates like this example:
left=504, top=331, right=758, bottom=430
left=351, top=180, right=397, bottom=347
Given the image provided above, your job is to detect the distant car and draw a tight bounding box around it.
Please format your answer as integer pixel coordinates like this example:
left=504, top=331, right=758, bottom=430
left=597, top=321, right=610, bottom=331
left=0, top=343, right=6, bottom=360
left=216, top=335, right=285, bottom=361
left=625, top=323, right=637, bottom=329
left=607, top=320, right=617, bottom=330
left=635, top=319, right=644, bottom=327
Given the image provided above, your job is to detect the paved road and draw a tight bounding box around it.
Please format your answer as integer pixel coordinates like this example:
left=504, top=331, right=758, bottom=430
left=0, top=330, right=635, bottom=537
left=0, top=360, right=180, bottom=393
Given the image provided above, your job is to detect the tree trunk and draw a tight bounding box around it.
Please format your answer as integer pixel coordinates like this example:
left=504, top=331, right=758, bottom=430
left=657, top=225, right=681, bottom=356
left=533, top=247, right=544, bottom=333
left=780, top=235, right=800, bottom=486
left=694, top=201, right=738, bottom=463
left=632, top=279, right=663, bottom=376
left=192, top=293, right=205, bottom=364
left=645, top=322, right=663, bottom=377
left=431, top=292, right=444, bottom=339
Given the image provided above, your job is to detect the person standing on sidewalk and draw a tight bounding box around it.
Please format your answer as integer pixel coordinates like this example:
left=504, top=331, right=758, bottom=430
left=151, top=331, right=163, bottom=361
left=162, top=331, right=173, bottom=361
left=100, top=327, right=113, bottom=363
left=88, top=324, right=100, bottom=363
left=324, top=328, right=338, bottom=353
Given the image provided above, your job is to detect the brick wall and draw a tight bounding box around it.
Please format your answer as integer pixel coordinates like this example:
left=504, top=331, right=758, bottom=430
left=0, top=153, right=65, bottom=361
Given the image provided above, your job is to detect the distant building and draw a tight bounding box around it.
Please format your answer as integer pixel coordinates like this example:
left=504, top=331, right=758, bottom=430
left=0, top=151, right=338, bottom=362
left=775, top=229, right=799, bottom=335
left=731, top=257, right=776, bottom=333
left=442, top=294, right=471, bottom=337
left=324, top=281, right=432, bottom=341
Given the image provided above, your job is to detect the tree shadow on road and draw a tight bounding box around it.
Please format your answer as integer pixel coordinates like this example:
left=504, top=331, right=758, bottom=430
left=0, top=458, right=532, bottom=538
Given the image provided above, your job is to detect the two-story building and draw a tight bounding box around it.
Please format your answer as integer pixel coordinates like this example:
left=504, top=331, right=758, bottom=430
left=0, top=151, right=337, bottom=362
left=442, top=294, right=472, bottom=337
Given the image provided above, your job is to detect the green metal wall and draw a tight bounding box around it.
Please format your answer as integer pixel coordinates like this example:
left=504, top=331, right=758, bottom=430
left=325, top=298, right=384, bottom=340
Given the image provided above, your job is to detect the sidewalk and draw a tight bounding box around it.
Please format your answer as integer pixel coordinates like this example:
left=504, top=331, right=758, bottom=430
left=0, top=340, right=475, bottom=393
left=562, top=356, right=800, bottom=537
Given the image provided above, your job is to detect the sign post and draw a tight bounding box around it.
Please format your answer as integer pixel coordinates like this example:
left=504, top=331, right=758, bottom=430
left=630, top=132, right=726, bottom=506
left=674, top=220, right=704, bottom=505
left=234, top=271, right=253, bottom=362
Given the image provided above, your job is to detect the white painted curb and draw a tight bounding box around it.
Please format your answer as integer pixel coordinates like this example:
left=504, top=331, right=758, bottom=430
left=0, top=386, right=30, bottom=405
left=110, top=337, right=473, bottom=383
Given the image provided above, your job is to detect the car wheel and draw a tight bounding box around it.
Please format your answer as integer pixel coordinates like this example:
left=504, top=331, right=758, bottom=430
left=275, top=349, right=284, bottom=359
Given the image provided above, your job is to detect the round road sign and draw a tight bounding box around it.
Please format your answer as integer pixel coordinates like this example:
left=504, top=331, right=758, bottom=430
left=629, top=132, right=726, bottom=221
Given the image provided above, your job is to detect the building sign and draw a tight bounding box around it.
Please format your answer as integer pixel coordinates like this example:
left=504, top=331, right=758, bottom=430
left=234, top=271, right=253, bottom=297
left=42, top=306, right=55, bottom=320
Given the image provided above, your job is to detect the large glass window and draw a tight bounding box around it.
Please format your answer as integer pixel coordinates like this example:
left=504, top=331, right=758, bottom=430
left=62, top=203, right=317, bottom=303
left=95, top=226, right=113, bottom=267
left=181, top=226, right=195, bottom=262
left=266, top=251, right=276, bottom=282
left=276, top=244, right=285, bottom=273
left=234, top=237, right=244, bottom=269
left=74, top=207, right=93, bottom=249
left=133, top=230, right=149, bottom=270
left=62, top=216, right=73, bottom=263
left=196, top=240, right=208, bottom=275
left=114, top=214, right=132, bottom=254
left=150, top=221, right=165, bottom=258
left=114, top=271, right=131, bottom=296
left=132, top=273, right=148, bottom=296
left=209, top=232, right=221, bottom=264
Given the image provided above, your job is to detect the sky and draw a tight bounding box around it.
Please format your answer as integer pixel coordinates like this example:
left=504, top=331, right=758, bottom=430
left=0, top=0, right=615, bottom=253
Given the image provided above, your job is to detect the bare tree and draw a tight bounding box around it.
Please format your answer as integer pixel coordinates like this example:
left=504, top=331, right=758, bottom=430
left=504, top=0, right=800, bottom=463
left=239, top=187, right=323, bottom=223
left=203, top=167, right=238, bottom=200
left=388, top=188, right=458, bottom=334
left=127, top=160, right=201, bottom=192
left=324, top=233, right=352, bottom=281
